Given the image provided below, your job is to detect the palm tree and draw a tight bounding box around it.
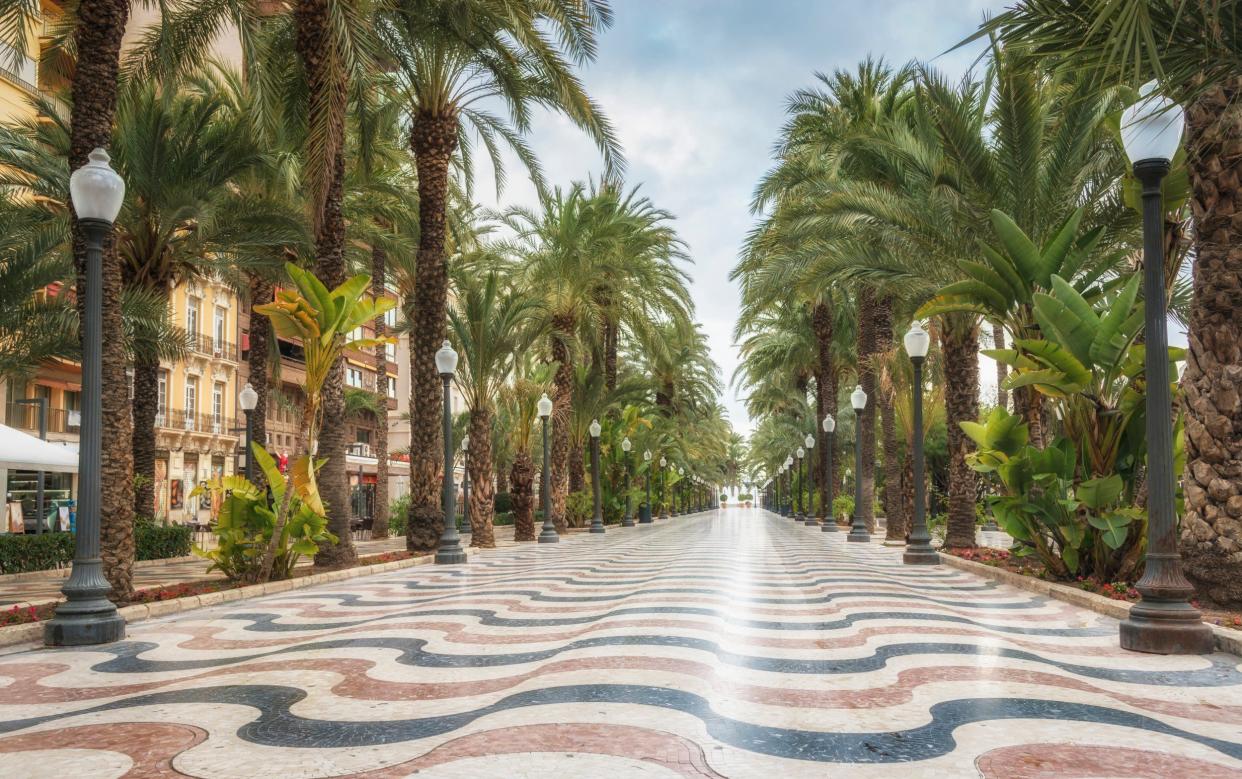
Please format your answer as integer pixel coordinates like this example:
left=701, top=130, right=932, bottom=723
left=974, top=0, right=1242, bottom=609
left=448, top=266, right=540, bottom=547
left=376, top=0, right=622, bottom=552
left=501, top=360, right=553, bottom=541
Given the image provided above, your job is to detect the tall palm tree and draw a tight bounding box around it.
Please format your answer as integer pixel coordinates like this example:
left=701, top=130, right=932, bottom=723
left=974, top=0, right=1242, bottom=609
left=448, top=266, right=540, bottom=547
left=501, top=360, right=553, bottom=541
left=376, top=0, right=622, bottom=552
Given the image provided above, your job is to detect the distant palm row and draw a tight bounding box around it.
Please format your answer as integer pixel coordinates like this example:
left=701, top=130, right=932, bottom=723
left=733, top=1, right=1242, bottom=607
left=0, top=0, right=737, bottom=597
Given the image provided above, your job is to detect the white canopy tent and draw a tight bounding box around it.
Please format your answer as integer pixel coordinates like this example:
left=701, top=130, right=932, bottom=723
left=0, top=423, right=78, bottom=473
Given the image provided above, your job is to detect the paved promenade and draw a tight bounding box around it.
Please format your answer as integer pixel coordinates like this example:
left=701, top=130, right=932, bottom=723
left=0, top=507, right=1239, bottom=777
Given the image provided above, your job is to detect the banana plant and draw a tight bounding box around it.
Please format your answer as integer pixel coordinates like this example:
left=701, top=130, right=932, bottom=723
left=251, top=262, right=395, bottom=582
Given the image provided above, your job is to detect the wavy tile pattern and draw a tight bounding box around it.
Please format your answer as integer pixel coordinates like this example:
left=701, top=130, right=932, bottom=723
left=0, top=509, right=1240, bottom=778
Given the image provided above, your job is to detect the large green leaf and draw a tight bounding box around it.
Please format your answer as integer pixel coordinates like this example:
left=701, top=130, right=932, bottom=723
left=1087, top=512, right=1133, bottom=550
left=959, top=259, right=1021, bottom=306
left=979, top=243, right=1031, bottom=304
left=1013, top=339, right=1091, bottom=389
left=1089, top=273, right=1141, bottom=369
left=1002, top=368, right=1083, bottom=397
left=1038, top=207, right=1084, bottom=285
left=1077, top=474, right=1123, bottom=510
left=989, top=210, right=1043, bottom=285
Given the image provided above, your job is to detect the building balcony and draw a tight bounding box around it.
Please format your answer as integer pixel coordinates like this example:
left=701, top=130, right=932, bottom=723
left=187, top=333, right=239, bottom=362
left=3, top=403, right=80, bottom=435
left=158, top=410, right=239, bottom=437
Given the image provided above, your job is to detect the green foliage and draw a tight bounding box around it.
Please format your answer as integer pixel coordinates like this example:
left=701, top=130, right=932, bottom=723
left=193, top=447, right=337, bottom=582
left=0, top=533, right=74, bottom=574
left=832, top=495, right=855, bottom=522
left=966, top=408, right=1145, bottom=581
left=387, top=494, right=410, bottom=536
left=565, top=490, right=592, bottom=528
left=493, top=492, right=513, bottom=514
left=135, top=522, right=193, bottom=561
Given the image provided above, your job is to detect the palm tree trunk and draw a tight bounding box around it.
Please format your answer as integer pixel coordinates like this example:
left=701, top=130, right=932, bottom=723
left=549, top=316, right=574, bottom=534
left=813, top=301, right=833, bottom=520
left=71, top=0, right=133, bottom=600
left=1178, top=77, right=1242, bottom=607
left=569, top=443, right=586, bottom=494
left=406, top=109, right=459, bottom=553
left=856, top=289, right=878, bottom=533
left=467, top=407, right=495, bottom=548
left=310, top=149, right=356, bottom=569
left=871, top=296, right=906, bottom=541
left=510, top=451, right=536, bottom=541
left=992, top=322, right=1007, bottom=410
left=131, top=355, right=159, bottom=519
left=941, top=315, right=979, bottom=549
left=603, top=318, right=618, bottom=392
left=246, top=271, right=273, bottom=488
left=496, top=463, right=509, bottom=496
left=829, top=362, right=842, bottom=514
left=370, top=244, right=390, bottom=538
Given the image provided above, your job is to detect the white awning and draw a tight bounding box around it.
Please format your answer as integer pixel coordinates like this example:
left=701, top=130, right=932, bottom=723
left=0, top=423, right=79, bottom=473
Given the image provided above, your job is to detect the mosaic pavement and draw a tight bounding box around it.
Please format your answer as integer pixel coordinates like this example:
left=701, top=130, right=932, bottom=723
left=0, top=508, right=1240, bottom=778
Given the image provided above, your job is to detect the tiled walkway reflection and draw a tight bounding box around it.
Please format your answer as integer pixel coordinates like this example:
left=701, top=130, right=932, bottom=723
left=1, top=508, right=1240, bottom=777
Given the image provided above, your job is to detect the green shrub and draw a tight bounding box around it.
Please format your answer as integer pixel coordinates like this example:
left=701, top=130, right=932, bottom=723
left=738, top=493, right=753, bottom=502
left=493, top=492, right=513, bottom=513
left=0, top=532, right=74, bottom=574
left=566, top=490, right=592, bottom=527
left=135, top=523, right=192, bottom=561
left=387, top=494, right=410, bottom=535
left=832, top=495, right=855, bottom=521
left=493, top=511, right=514, bottom=526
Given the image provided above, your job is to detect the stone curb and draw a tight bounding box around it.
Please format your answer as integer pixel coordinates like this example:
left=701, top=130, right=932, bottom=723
left=938, top=551, right=1242, bottom=657
left=0, top=552, right=437, bottom=651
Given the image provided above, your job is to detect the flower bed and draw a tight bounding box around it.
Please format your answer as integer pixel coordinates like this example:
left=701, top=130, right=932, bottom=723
left=944, top=546, right=1242, bottom=631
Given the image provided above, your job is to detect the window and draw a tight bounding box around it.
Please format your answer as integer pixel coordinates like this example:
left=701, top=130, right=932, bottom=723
left=356, top=428, right=372, bottom=446
left=64, top=390, right=81, bottom=429
left=384, top=308, right=397, bottom=328
left=184, top=376, right=198, bottom=428
left=385, top=341, right=396, bottom=361
left=212, top=382, right=224, bottom=430
left=349, top=326, right=364, bottom=342
left=347, top=367, right=364, bottom=388
left=213, top=307, right=227, bottom=351
left=156, top=372, right=168, bottom=425
left=385, top=375, right=396, bottom=399
left=186, top=296, right=201, bottom=337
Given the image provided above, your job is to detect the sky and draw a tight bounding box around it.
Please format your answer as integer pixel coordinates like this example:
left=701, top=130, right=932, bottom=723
left=476, top=0, right=1013, bottom=435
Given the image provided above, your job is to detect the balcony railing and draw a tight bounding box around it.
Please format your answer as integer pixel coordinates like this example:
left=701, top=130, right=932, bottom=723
left=160, top=409, right=238, bottom=436
left=3, top=404, right=80, bottom=435
left=187, top=333, right=238, bottom=361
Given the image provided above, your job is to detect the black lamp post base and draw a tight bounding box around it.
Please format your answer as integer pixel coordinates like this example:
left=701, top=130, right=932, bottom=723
left=803, top=518, right=818, bottom=527
left=847, top=518, right=870, bottom=542
left=589, top=523, right=606, bottom=534
left=622, top=517, right=635, bottom=527
left=821, top=521, right=838, bottom=532
left=44, top=609, right=126, bottom=647
left=538, top=529, right=560, bottom=543
left=903, top=545, right=940, bottom=565
left=434, top=545, right=467, bottom=564
left=1120, top=599, right=1214, bottom=654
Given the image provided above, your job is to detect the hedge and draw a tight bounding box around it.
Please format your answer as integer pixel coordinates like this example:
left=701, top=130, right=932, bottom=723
left=0, top=532, right=74, bottom=574
left=0, top=521, right=193, bottom=575
left=135, top=523, right=192, bottom=561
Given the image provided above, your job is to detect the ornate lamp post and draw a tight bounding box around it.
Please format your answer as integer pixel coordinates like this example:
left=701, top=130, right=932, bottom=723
left=784, top=456, right=794, bottom=517
left=803, top=433, right=817, bottom=526
left=774, top=467, right=782, bottom=515
left=903, top=322, right=938, bottom=564
left=1118, top=84, right=1212, bottom=654
left=795, top=446, right=806, bottom=521
left=433, top=341, right=467, bottom=565
left=847, top=385, right=870, bottom=543
left=821, top=414, right=837, bottom=532
left=588, top=419, right=605, bottom=534
left=238, top=382, right=258, bottom=482
left=460, top=435, right=471, bottom=539
left=659, top=455, right=668, bottom=519
left=677, top=466, right=684, bottom=516
left=621, top=437, right=634, bottom=527
left=537, top=393, right=558, bottom=543
left=45, top=148, right=128, bottom=646
left=641, top=449, right=653, bottom=523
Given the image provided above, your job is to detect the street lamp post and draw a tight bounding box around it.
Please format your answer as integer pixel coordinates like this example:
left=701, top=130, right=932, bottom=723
left=903, top=323, right=938, bottom=565
left=621, top=437, right=633, bottom=527
left=795, top=447, right=805, bottom=521
left=588, top=419, right=605, bottom=534
left=537, top=394, right=558, bottom=543
left=784, top=456, right=794, bottom=518
left=1118, top=84, right=1212, bottom=654
left=659, top=456, right=667, bottom=519
left=434, top=341, right=466, bottom=565
left=238, top=382, right=258, bottom=483
left=803, top=433, right=817, bottom=526
left=642, top=449, right=653, bottom=524
left=677, top=466, right=684, bottom=516
left=45, top=148, right=127, bottom=646
left=822, top=415, right=837, bottom=532
left=460, top=435, right=471, bottom=538
left=14, top=397, right=48, bottom=534
left=847, top=385, right=870, bottom=543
